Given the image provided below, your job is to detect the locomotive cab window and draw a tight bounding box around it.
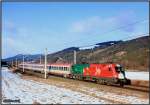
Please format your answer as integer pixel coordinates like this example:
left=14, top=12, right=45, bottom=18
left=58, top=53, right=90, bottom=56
left=115, top=66, right=124, bottom=73
left=115, top=66, right=121, bottom=73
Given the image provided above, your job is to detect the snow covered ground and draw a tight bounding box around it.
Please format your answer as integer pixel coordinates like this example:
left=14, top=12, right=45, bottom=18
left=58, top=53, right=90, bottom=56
left=126, top=71, right=149, bottom=80
left=2, top=67, right=107, bottom=104
left=2, top=67, right=149, bottom=104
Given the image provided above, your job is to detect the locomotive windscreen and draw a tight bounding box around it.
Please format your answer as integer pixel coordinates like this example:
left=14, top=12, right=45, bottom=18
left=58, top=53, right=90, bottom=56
left=115, top=65, right=126, bottom=78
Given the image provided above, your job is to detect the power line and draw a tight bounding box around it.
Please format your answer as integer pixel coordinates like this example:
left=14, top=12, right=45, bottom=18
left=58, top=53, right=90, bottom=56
left=9, top=19, right=148, bottom=59
left=78, top=32, right=149, bottom=48
left=63, top=18, right=148, bottom=46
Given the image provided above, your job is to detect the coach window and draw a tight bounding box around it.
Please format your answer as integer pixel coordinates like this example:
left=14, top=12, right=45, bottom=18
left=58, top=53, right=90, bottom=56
left=49, top=66, right=51, bottom=70
left=66, top=67, right=68, bottom=71
left=64, top=67, right=66, bottom=71
left=63, top=67, right=65, bottom=71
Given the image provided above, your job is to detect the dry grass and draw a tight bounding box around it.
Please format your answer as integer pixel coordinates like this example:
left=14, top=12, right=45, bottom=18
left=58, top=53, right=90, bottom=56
left=131, top=80, right=149, bottom=87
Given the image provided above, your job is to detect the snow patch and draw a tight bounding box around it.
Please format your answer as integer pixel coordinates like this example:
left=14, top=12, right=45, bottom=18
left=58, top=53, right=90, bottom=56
left=125, top=72, right=149, bottom=80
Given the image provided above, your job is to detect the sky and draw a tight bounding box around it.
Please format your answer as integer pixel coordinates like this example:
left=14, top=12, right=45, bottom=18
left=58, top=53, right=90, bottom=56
left=2, top=2, right=149, bottom=59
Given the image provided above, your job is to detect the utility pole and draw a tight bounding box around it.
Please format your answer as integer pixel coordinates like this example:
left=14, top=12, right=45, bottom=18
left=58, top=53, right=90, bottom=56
left=40, top=55, right=41, bottom=64
left=44, top=48, right=47, bottom=79
left=12, top=60, right=13, bottom=67
left=92, top=48, right=93, bottom=64
left=74, top=50, right=76, bottom=64
left=23, top=56, right=24, bottom=72
left=16, top=58, right=17, bottom=68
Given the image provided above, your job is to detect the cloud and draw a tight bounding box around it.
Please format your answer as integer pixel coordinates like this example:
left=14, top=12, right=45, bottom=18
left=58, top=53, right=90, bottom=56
left=2, top=21, right=34, bottom=58
left=69, top=10, right=137, bottom=35
left=3, top=21, right=18, bottom=36
left=70, top=16, right=102, bottom=33
left=116, top=10, right=137, bottom=32
left=2, top=36, right=31, bottom=58
left=3, top=21, right=30, bottom=39
left=2, top=10, right=147, bottom=58
left=69, top=16, right=119, bottom=36
left=2, top=20, right=64, bottom=58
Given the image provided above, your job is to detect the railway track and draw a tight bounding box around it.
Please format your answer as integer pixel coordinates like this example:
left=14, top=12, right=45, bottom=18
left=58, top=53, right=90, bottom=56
left=15, top=69, right=149, bottom=93
left=111, top=84, right=149, bottom=93
left=125, top=85, right=149, bottom=92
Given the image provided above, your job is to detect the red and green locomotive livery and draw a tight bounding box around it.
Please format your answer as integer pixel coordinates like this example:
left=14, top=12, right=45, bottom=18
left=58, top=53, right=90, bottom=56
left=71, top=63, right=130, bottom=86
left=19, top=63, right=131, bottom=87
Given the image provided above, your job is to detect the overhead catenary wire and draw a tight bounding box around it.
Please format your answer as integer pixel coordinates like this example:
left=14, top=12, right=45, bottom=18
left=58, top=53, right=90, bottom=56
left=9, top=18, right=148, bottom=64
left=63, top=18, right=148, bottom=46
left=37, top=18, right=148, bottom=65
left=77, top=32, right=149, bottom=48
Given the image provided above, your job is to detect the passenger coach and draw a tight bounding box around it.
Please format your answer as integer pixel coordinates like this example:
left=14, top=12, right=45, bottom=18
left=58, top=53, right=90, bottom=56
left=47, top=63, right=72, bottom=77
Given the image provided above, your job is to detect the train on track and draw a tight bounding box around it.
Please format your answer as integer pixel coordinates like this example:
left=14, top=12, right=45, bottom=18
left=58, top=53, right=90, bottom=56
left=18, top=63, right=131, bottom=87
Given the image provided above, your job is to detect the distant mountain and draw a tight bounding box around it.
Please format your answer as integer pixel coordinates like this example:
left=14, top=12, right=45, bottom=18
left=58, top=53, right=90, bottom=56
left=96, top=40, right=123, bottom=47
left=62, top=47, right=80, bottom=52
left=3, top=54, right=43, bottom=63
left=4, top=36, right=149, bottom=71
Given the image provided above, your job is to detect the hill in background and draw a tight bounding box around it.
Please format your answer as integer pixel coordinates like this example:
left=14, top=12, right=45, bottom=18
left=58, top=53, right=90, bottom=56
left=3, top=36, right=149, bottom=71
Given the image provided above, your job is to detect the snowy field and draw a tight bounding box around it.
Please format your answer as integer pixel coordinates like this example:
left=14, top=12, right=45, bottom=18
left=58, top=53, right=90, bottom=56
left=126, top=71, right=149, bottom=80
left=2, top=67, right=107, bottom=104
left=2, top=67, right=149, bottom=104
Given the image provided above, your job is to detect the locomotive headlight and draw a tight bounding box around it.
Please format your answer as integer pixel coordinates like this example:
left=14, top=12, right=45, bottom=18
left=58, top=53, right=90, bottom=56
left=118, top=73, right=124, bottom=79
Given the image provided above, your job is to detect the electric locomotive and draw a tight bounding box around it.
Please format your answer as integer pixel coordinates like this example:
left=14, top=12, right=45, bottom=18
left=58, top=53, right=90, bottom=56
left=71, top=63, right=130, bottom=86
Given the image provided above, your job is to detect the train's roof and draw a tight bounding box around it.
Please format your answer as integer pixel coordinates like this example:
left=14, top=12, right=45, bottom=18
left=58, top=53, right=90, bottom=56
left=19, top=63, right=72, bottom=67
left=47, top=63, right=72, bottom=67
